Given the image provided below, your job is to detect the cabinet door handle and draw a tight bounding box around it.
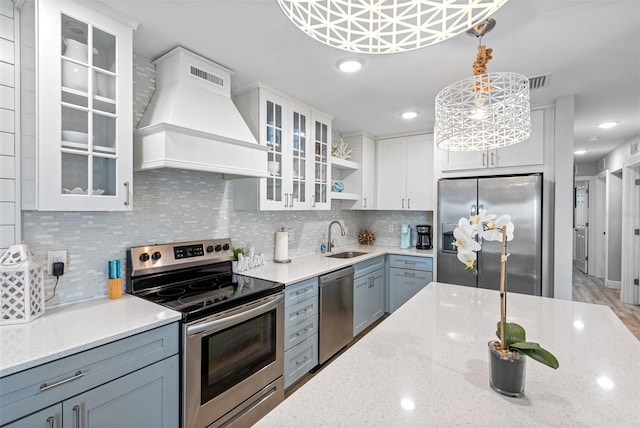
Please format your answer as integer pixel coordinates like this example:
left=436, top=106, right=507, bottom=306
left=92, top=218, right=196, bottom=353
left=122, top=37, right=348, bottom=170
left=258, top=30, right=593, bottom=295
left=73, top=405, right=81, bottom=428
left=402, top=198, right=404, bottom=209
left=491, top=152, right=495, bottom=166
left=123, top=182, right=130, bottom=206
left=290, top=193, right=294, bottom=208
left=407, top=198, right=411, bottom=210
left=312, top=194, right=316, bottom=207
left=47, top=416, right=55, bottom=428
left=471, top=204, right=477, bottom=217
left=284, top=193, right=289, bottom=208
left=482, top=152, right=486, bottom=166
left=363, top=197, right=367, bottom=208
left=40, top=371, right=85, bottom=391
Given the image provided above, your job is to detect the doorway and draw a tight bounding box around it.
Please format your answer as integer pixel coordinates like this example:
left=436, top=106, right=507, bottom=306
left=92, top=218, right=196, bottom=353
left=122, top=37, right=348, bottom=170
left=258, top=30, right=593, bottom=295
left=574, top=180, right=589, bottom=273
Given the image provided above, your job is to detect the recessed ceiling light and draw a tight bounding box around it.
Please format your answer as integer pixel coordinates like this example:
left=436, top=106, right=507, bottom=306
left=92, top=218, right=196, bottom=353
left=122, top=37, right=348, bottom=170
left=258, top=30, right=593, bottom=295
left=597, top=121, right=619, bottom=129
left=574, top=149, right=587, bottom=155
left=401, top=111, right=419, bottom=120
left=336, top=58, right=364, bottom=73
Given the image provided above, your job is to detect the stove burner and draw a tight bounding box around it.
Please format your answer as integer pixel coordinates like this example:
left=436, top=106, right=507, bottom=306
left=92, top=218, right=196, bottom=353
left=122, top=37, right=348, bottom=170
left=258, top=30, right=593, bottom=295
left=189, top=279, right=224, bottom=290
left=177, top=289, right=231, bottom=307
left=157, top=287, right=185, bottom=297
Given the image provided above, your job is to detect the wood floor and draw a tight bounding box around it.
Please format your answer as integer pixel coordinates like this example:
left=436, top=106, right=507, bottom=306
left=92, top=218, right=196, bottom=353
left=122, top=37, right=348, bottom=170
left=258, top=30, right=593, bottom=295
left=572, top=265, right=640, bottom=341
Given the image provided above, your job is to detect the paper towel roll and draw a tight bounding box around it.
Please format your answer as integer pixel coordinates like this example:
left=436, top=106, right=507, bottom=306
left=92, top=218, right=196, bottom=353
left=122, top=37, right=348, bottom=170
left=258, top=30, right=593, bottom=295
left=274, top=230, right=291, bottom=263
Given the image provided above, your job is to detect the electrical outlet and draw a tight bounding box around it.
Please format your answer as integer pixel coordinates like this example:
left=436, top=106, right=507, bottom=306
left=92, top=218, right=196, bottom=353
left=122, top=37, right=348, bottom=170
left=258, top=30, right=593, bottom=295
left=288, top=229, right=295, bottom=242
left=388, top=224, right=394, bottom=233
left=47, top=250, right=68, bottom=275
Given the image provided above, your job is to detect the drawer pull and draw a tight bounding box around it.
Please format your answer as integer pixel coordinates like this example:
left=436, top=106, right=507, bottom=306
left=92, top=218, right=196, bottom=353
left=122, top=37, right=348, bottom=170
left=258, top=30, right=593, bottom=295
left=295, top=287, right=310, bottom=296
left=73, top=405, right=81, bottom=428
left=404, top=271, right=416, bottom=276
left=47, top=416, right=55, bottom=428
left=404, top=261, right=416, bottom=265
left=295, top=327, right=311, bottom=337
left=296, top=355, right=309, bottom=366
left=40, top=371, right=85, bottom=391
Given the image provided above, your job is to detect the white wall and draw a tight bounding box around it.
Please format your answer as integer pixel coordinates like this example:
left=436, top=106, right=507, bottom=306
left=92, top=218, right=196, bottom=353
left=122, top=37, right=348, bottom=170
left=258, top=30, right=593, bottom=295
left=553, top=96, right=575, bottom=300
left=0, top=0, right=19, bottom=252
left=607, top=171, right=622, bottom=285
left=597, top=135, right=640, bottom=174
left=575, top=162, right=597, bottom=176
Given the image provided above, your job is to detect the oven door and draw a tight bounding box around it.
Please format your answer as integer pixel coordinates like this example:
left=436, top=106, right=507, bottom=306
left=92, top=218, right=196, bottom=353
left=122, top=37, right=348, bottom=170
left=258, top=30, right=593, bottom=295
left=184, top=293, right=284, bottom=428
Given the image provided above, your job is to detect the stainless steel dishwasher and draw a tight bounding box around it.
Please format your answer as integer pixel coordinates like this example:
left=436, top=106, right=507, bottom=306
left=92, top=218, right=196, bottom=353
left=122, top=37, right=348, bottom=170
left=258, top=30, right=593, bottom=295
left=318, top=266, right=354, bottom=365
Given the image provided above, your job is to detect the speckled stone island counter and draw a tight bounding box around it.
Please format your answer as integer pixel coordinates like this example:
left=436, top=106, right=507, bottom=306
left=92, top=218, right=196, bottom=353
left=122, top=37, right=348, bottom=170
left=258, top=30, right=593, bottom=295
left=255, top=282, right=640, bottom=427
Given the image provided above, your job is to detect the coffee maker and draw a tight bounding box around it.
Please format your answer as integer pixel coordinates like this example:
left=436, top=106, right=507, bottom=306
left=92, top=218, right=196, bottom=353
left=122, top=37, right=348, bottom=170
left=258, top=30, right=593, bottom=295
left=415, top=225, right=432, bottom=250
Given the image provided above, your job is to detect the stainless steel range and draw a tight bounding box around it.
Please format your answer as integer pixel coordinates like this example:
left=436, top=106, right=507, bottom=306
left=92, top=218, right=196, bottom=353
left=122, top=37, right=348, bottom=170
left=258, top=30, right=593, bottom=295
left=126, top=238, right=284, bottom=428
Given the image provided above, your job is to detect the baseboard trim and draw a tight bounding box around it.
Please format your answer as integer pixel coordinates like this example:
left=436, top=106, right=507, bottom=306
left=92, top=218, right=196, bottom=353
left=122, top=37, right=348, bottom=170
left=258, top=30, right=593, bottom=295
left=605, top=279, right=621, bottom=289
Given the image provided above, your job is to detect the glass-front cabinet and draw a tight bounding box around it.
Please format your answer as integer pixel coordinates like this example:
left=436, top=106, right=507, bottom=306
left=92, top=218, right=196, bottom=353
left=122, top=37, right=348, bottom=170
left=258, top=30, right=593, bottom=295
left=233, top=85, right=329, bottom=211
left=21, top=0, right=133, bottom=211
left=311, top=112, right=331, bottom=210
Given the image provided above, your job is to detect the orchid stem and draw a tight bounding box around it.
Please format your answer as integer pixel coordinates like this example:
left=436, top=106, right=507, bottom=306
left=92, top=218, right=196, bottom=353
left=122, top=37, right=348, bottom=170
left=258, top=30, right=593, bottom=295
left=499, top=225, right=507, bottom=349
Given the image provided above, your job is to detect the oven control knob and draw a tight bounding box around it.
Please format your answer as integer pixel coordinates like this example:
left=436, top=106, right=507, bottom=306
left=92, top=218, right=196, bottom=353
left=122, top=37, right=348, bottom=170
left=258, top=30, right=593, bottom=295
left=206, top=245, right=214, bottom=253
left=151, top=251, right=162, bottom=261
left=139, top=253, right=150, bottom=262
left=214, top=244, right=222, bottom=252
left=222, top=243, right=230, bottom=251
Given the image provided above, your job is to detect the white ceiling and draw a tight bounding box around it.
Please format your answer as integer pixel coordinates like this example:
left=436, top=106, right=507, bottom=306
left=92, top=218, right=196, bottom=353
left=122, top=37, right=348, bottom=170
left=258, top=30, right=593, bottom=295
left=103, top=0, right=640, bottom=164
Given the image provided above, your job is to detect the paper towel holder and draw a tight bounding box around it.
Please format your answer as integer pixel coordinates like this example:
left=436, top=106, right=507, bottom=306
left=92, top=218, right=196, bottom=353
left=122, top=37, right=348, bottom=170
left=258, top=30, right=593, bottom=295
left=274, top=227, right=292, bottom=264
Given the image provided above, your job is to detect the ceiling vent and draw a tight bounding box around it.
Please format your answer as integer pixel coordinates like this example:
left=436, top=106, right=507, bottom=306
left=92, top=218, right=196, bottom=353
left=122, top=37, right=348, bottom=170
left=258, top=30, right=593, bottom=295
left=528, top=73, right=551, bottom=90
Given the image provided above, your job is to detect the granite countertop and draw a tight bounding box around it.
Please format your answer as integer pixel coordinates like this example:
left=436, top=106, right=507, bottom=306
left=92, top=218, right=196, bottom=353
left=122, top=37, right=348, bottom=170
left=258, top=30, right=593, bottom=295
left=242, top=244, right=433, bottom=285
left=256, top=282, right=640, bottom=426
left=0, top=295, right=181, bottom=377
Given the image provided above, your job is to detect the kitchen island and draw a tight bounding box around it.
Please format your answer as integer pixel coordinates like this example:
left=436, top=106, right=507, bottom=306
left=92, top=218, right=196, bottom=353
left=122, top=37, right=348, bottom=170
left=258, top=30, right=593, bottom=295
left=255, top=282, right=640, bottom=427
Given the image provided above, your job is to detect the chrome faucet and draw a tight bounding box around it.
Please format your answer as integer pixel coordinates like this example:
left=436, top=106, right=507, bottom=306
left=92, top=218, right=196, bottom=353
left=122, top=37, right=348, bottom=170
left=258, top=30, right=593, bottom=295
left=327, top=220, right=346, bottom=253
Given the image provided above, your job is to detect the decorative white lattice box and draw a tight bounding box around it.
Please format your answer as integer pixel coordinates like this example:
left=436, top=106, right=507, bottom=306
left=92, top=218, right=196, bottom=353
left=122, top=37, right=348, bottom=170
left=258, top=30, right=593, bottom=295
left=1, top=245, right=46, bottom=325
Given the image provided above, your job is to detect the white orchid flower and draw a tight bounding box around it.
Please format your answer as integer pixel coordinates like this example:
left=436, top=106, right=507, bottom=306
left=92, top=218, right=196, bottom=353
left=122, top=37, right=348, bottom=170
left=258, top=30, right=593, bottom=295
left=453, top=226, right=481, bottom=253
left=482, top=215, right=515, bottom=241
left=470, top=209, right=496, bottom=233
left=457, top=217, right=475, bottom=237
left=457, top=250, right=477, bottom=271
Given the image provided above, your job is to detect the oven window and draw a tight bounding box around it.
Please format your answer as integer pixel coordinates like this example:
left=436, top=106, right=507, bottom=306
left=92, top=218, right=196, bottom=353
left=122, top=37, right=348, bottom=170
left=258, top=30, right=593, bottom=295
left=201, top=308, right=276, bottom=404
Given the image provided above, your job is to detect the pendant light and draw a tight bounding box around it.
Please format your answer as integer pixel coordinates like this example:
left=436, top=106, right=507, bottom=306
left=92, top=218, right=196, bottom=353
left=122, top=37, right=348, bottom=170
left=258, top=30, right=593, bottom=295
left=435, top=19, right=531, bottom=151
left=276, top=0, right=510, bottom=54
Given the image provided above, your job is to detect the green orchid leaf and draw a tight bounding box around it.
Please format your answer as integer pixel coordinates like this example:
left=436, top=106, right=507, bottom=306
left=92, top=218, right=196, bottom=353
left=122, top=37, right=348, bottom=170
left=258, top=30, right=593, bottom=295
left=496, top=322, right=526, bottom=347
left=510, top=341, right=559, bottom=369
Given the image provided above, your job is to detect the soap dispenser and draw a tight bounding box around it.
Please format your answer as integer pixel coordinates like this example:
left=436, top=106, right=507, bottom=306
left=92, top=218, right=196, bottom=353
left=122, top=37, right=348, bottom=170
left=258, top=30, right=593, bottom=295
left=400, top=224, right=412, bottom=249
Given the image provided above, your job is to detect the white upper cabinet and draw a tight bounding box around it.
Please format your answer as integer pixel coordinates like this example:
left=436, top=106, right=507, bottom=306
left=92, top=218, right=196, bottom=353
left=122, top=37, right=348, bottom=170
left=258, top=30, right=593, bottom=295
left=233, top=85, right=331, bottom=211
left=21, top=0, right=133, bottom=211
left=311, top=111, right=331, bottom=210
left=376, top=133, right=434, bottom=211
left=439, top=109, right=544, bottom=172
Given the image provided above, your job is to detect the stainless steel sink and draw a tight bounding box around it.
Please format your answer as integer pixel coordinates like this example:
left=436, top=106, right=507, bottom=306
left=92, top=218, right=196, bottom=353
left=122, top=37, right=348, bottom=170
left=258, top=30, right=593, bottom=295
left=326, top=251, right=368, bottom=259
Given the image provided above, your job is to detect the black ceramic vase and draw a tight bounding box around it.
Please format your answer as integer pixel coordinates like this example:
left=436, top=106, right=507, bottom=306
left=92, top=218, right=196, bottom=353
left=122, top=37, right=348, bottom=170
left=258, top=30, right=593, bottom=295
left=488, top=341, right=526, bottom=397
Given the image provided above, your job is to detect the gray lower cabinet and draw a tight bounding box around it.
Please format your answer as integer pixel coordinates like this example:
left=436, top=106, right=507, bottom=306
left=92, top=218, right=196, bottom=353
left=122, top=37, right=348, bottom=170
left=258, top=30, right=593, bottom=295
left=389, top=255, right=433, bottom=312
left=1, top=323, right=179, bottom=428
left=353, top=256, right=386, bottom=337
left=283, top=277, right=319, bottom=389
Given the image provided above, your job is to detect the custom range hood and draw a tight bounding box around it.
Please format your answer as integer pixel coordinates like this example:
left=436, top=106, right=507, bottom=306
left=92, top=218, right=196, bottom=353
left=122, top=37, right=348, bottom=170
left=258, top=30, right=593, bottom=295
left=135, top=47, right=268, bottom=178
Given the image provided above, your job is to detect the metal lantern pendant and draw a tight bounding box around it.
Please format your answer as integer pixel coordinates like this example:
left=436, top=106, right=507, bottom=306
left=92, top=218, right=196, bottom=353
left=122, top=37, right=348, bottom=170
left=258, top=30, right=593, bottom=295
left=435, top=19, right=532, bottom=151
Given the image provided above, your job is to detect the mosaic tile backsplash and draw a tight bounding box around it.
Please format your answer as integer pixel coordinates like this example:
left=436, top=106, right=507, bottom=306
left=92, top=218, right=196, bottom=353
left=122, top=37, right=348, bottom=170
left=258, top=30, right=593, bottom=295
left=21, top=54, right=431, bottom=307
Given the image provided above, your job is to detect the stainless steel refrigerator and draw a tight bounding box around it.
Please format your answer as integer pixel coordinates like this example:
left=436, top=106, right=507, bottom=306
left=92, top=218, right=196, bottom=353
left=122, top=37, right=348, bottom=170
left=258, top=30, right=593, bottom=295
left=437, top=174, right=542, bottom=296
